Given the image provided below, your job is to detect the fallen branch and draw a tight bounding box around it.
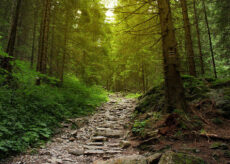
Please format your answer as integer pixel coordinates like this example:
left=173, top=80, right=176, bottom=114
left=193, top=132, right=230, bottom=141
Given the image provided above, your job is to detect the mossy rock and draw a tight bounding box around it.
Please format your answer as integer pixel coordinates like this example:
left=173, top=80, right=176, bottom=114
left=210, top=142, right=228, bottom=150
left=158, top=151, right=206, bottom=164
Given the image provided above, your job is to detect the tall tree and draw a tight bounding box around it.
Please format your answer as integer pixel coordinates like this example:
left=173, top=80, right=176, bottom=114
left=157, top=0, right=187, bottom=112
left=180, top=0, right=196, bottom=77
left=31, top=1, right=39, bottom=68
left=202, top=0, right=217, bottom=78
left=36, top=0, right=51, bottom=85
left=0, top=0, right=22, bottom=73
left=193, top=0, right=204, bottom=75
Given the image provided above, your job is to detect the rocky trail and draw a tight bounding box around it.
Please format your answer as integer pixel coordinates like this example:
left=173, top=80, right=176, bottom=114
left=4, top=94, right=146, bottom=164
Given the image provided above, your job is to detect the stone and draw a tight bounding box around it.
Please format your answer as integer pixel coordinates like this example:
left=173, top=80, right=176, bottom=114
left=158, top=151, right=206, bottom=164
left=69, top=137, right=75, bottom=142
left=68, top=149, right=84, bottom=156
left=210, top=142, right=228, bottom=150
left=93, top=155, right=147, bottom=164
left=84, top=150, right=105, bottom=155
left=147, top=153, right=162, bottom=163
left=120, top=141, right=131, bottom=149
left=106, top=150, right=122, bottom=154
left=87, top=142, right=104, bottom=146
left=83, top=145, right=107, bottom=150
left=48, top=157, right=63, bottom=164
left=96, top=130, right=123, bottom=138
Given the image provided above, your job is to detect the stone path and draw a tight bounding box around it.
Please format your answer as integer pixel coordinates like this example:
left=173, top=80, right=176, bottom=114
left=6, top=94, right=140, bottom=164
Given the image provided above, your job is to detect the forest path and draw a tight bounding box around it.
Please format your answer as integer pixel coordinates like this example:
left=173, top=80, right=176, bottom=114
left=8, top=94, right=140, bottom=164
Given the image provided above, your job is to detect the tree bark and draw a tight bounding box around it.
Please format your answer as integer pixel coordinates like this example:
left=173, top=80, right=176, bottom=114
left=36, top=0, right=51, bottom=85
left=157, top=0, right=187, bottom=113
left=180, top=0, right=196, bottom=77
left=202, top=0, right=217, bottom=78
left=193, top=0, right=205, bottom=75
left=1, top=0, right=22, bottom=73
left=31, top=1, right=39, bottom=68
left=60, top=11, right=70, bottom=83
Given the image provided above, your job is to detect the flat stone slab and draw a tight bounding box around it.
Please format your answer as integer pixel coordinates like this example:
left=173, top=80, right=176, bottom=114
left=84, top=145, right=107, bottom=150
left=106, top=150, right=122, bottom=154
left=87, top=142, right=104, bottom=146
left=96, top=130, right=123, bottom=138
left=84, top=150, right=105, bottom=155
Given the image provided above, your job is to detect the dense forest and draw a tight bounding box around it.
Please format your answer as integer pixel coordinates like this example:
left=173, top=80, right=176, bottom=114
left=0, top=0, right=230, bottom=163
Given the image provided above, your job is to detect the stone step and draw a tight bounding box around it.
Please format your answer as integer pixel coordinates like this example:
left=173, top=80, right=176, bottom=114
left=87, top=142, right=104, bottom=146
left=106, top=150, right=122, bottom=154
left=94, top=130, right=123, bottom=138
left=83, top=145, right=107, bottom=150
left=106, top=143, right=120, bottom=147
left=91, top=136, right=107, bottom=142
left=84, top=150, right=105, bottom=155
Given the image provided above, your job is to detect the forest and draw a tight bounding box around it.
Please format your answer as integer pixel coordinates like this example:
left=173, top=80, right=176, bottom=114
left=0, top=0, right=230, bottom=163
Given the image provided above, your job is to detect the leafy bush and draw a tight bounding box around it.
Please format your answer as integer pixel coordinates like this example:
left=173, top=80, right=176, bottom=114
left=0, top=61, right=107, bottom=158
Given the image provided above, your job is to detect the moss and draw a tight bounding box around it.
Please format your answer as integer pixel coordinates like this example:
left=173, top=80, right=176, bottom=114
left=212, top=118, right=223, bottom=125
left=159, top=151, right=206, bottom=164
left=210, top=78, right=230, bottom=89
left=173, top=152, right=206, bottom=164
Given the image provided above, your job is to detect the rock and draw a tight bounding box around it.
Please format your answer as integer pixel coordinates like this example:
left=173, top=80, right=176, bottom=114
left=91, top=136, right=107, bottom=142
left=96, top=130, right=123, bottom=138
left=158, top=151, right=206, bottom=164
left=84, top=150, right=105, bottom=155
left=70, top=130, right=78, bottom=136
left=68, top=149, right=84, bottom=156
left=147, top=153, right=162, bottom=163
left=107, top=143, right=120, bottom=147
left=210, top=142, right=228, bottom=150
left=54, top=138, right=63, bottom=143
left=106, top=150, right=122, bottom=154
left=48, top=157, right=63, bottom=164
left=69, top=117, right=89, bottom=129
left=93, top=155, right=147, bottom=164
left=83, top=145, right=107, bottom=150
left=87, top=142, right=104, bottom=146
left=120, top=141, right=131, bottom=149
left=69, top=137, right=75, bottom=142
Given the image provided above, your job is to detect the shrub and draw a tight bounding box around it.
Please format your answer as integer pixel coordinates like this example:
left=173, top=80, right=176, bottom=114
left=0, top=60, right=107, bottom=159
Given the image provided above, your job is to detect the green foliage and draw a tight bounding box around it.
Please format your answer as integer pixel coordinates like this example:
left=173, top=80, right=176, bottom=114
left=182, top=75, right=209, bottom=101
left=0, top=61, right=107, bottom=158
left=210, top=78, right=230, bottom=89
left=125, top=93, right=141, bottom=99
left=132, top=120, right=146, bottom=136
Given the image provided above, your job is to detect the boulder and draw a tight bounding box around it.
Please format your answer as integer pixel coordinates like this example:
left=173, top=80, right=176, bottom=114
left=158, top=151, right=206, bottom=164
left=93, top=155, right=147, bottom=164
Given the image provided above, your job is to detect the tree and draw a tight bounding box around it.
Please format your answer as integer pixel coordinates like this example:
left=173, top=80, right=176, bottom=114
left=180, top=0, right=196, bottom=77
left=202, top=0, right=217, bottom=78
left=36, top=0, right=51, bottom=85
left=0, top=0, right=22, bottom=74
left=157, top=0, right=187, bottom=112
left=193, top=0, right=204, bottom=75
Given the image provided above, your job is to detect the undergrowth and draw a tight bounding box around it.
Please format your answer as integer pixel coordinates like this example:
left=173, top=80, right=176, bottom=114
left=0, top=60, right=107, bottom=159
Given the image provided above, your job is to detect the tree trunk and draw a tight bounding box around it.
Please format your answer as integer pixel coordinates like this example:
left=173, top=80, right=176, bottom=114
left=31, top=1, right=39, bottom=68
left=49, top=8, right=56, bottom=76
left=157, top=0, right=187, bottom=113
left=36, top=0, right=51, bottom=85
left=193, top=0, right=205, bottom=75
left=180, top=0, right=196, bottom=77
left=60, top=11, right=70, bottom=83
left=202, top=0, right=217, bottom=78
left=1, top=0, right=22, bottom=73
